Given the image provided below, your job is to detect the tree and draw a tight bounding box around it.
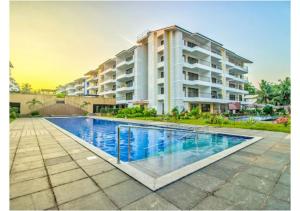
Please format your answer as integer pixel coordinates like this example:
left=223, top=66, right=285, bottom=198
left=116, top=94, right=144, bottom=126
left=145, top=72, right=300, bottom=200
left=244, top=82, right=257, bottom=95
left=272, top=77, right=290, bottom=106
left=257, top=80, right=273, bottom=104
left=26, top=98, right=42, bottom=111
left=21, top=83, right=32, bottom=94
left=80, top=101, right=90, bottom=111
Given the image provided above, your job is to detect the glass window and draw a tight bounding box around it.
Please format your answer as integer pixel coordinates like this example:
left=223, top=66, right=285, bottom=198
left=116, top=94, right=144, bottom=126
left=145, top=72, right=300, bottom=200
left=188, top=72, right=198, bottom=81
left=188, top=88, right=198, bottom=97
left=201, top=104, right=210, bottom=112
left=187, top=41, right=197, bottom=48
left=160, top=56, right=164, bottom=62
left=160, top=87, right=164, bottom=94
left=160, top=40, right=164, bottom=46
left=229, top=94, right=236, bottom=101
left=187, top=57, right=198, bottom=64
left=126, top=92, right=133, bottom=100
left=160, top=71, right=164, bottom=78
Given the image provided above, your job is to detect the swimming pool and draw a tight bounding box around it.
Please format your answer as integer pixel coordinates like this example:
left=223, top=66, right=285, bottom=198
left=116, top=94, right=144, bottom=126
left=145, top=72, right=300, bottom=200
left=230, top=115, right=278, bottom=122
left=46, top=117, right=261, bottom=190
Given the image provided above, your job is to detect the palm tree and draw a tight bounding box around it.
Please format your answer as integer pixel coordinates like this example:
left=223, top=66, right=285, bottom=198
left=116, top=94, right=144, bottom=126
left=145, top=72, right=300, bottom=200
left=257, top=80, right=273, bottom=104
left=21, top=83, right=32, bottom=94
left=26, top=98, right=42, bottom=111
left=80, top=101, right=90, bottom=111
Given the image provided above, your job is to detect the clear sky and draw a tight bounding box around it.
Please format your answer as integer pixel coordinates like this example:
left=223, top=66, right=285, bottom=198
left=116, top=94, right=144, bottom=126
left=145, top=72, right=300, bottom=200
left=10, top=1, right=290, bottom=89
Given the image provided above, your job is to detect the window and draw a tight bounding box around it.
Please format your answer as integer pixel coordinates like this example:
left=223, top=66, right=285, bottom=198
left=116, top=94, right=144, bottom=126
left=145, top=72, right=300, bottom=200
left=183, top=87, right=186, bottom=97
left=126, top=92, right=133, bottom=100
left=126, top=80, right=133, bottom=87
left=201, top=104, right=210, bottom=112
left=211, top=90, right=217, bottom=98
left=160, top=87, right=164, bottom=94
left=187, top=41, right=197, bottom=48
left=160, top=40, right=164, bottom=46
left=188, top=88, right=198, bottom=97
left=160, top=56, right=164, bottom=62
left=183, top=71, right=186, bottom=80
left=188, top=72, right=198, bottom=81
left=126, top=68, right=133, bottom=74
left=125, top=56, right=133, bottom=62
left=229, top=94, right=236, bottom=101
left=160, top=71, right=164, bottom=78
left=239, top=95, right=243, bottom=101
left=187, top=57, right=198, bottom=64
left=212, top=77, right=217, bottom=83
left=229, top=83, right=236, bottom=88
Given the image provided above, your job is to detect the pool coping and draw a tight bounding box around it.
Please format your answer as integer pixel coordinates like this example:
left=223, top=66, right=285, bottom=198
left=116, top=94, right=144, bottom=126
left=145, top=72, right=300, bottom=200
left=43, top=117, right=263, bottom=191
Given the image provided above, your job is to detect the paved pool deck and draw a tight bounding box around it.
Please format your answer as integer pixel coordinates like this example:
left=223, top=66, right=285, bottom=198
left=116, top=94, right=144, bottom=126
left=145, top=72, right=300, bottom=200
left=10, top=118, right=290, bottom=210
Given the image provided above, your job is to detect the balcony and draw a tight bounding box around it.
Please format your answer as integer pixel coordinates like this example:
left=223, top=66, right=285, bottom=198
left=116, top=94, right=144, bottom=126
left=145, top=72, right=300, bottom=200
left=225, top=60, right=248, bottom=73
left=116, top=72, right=134, bottom=81
left=211, top=78, right=223, bottom=88
left=116, top=85, right=134, bottom=92
left=157, top=77, right=164, bottom=84
left=182, top=78, right=210, bottom=87
left=157, top=94, right=164, bottom=100
left=225, top=86, right=248, bottom=94
left=224, top=73, right=248, bottom=83
left=211, top=49, right=223, bottom=60
left=183, top=44, right=211, bottom=57
left=87, top=76, right=98, bottom=82
left=101, top=78, right=116, bottom=85
left=183, top=59, right=211, bottom=72
left=157, top=61, right=164, bottom=69
left=87, top=85, right=98, bottom=90
left=157, top=45, right=164, bottom=52
left=116, top=57, right=134, bottom=69
left=102, top=68, right=116, bottom=75
left=74, top=83, right=84, bottom=89
left=101, top=89, right=116, bottom=95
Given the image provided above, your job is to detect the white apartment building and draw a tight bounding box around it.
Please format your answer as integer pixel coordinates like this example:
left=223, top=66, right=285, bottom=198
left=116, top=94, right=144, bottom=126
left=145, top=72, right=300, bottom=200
left=60, top=25, right=252, bottom=114
left=137, top=25, right=251, bottom=114
left=74, top=76, right=87, bottom=96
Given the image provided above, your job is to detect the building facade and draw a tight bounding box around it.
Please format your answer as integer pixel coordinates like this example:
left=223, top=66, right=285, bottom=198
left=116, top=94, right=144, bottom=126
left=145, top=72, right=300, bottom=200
left=60, top=25, right=251, bottom=114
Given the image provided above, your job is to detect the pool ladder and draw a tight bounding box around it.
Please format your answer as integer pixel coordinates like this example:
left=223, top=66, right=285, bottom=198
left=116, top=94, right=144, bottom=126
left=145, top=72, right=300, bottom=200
left=116, top=124, right=210, bottom=164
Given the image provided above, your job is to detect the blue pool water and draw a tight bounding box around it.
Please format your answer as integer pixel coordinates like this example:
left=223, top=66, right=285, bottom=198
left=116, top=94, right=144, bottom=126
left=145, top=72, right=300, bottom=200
left=230, top=116, right=278, bottom=122
left=46, top=117, right=252, bottom=162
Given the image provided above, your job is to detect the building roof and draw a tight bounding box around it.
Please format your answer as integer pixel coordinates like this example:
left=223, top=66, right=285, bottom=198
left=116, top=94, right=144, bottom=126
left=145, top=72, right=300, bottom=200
left=138, top=25, right=253, bottom=63
left=115, top=46, right=137, bottom=57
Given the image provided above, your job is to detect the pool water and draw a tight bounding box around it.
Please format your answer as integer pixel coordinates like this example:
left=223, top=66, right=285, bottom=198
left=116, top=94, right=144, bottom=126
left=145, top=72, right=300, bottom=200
left=231, top=116, right=278, bottom=121
left=47, top=117, right=252, bottom=162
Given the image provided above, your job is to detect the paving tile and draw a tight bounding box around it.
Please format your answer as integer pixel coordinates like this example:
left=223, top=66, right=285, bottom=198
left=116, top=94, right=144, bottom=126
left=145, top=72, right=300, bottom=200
left=14, top=155, right=43, bottom=164
left=49, top=168, right=87, bottom=187
left=10, top=195, right=35, bottom=210
left=215, top=183, right=266, bottom=209
left=70, top=151, right=95, bottom=160
left=263, top=197, right=290, bottom=210
left=10, top=167, right=46, bottom=184
left=278, top=171, right=290, bottom=186
left=231, top=172, right=275, bottom=194
left=192, top=195, right=240, bottom=210
left=76, top=156, right=104, bottom=167
left=104, top=179, right=151, bottom=208
left=11, top=160, right=44, bottom=173
left=201, top=163, right=238, bottom=181
left=253, top=156, right=287, bottom=171
left=214, top=159, right=247, bottom=171
left=83, top=159, right=115, bottom=175
left=182, top=172, right=226, bottom=192
left=122, top=193, right=179, bottom=210
left=46, top=161, right=78, bottom=175
left=53, top=178, right=99, bottom=205
left=43, top=152, right=68, bottom=160
left=44, top=155, right=72, bottom=166
left=157, top=181, right=207, bottom=210
left=59, top=191, right=117, bottom=210
left=246, top=166, right=281, bottom=182
left=31, top=189, right=56, bottom=210
left=92, top=169, right=129, bottom=189
left=271, top=183, right=290, bottom=202
left=10, top=177, right=50, bottom=199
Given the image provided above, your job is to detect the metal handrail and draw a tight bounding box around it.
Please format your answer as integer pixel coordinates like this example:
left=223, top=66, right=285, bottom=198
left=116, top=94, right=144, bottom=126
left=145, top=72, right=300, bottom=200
left=116, top=124, right=209, bottom=164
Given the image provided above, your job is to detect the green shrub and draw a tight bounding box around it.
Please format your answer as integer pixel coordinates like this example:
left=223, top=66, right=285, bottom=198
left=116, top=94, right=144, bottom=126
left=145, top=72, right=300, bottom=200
left=189, top=107, right=200, bottom=119
left=115, top=106, right=156, bottom=118
left=275, top=108, right=287, bottom=116
left=246, top=117, right=256, bottom=125
left=10, top=107, right=19, bottom=120
left=171, top=107, right=180, bottom=120
left=263, top=105, right=274, bottom=115
left=30, top=111, right=40, bottom=116
left=200, top=112, right=212, bottom=120
left=56, top=93, right=66, bottom=98
left=143, top=108, right=157, bottom=117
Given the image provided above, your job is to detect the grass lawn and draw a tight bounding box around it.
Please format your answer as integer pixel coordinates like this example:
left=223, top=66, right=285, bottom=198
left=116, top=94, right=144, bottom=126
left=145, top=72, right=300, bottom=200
left=126, top=116, right=291, bottom=133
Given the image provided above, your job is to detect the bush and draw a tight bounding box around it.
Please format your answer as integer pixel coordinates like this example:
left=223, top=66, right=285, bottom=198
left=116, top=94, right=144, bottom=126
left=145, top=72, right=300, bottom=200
left=246, top=117, right=256, bottom=125
left=189, top=107, right=200, bottom=119
left=30, top=111, right=40, bottom=116
left=263, top=105, right=274, bottom=115
left=200, top=112, right=212, bottom=120
left=56, top=93, right=66, bottom=98
left=275, top=108, right=287, bottom=116
left=171, top=107, right=180, bottom=120
left=10, top=107, right=19, bottom=120
left=115, top=107, right=156, bottom=118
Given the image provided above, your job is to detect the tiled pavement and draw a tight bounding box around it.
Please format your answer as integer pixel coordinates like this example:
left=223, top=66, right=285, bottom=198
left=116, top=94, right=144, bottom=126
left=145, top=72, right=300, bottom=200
left=10, top=118, right=290, bottom=210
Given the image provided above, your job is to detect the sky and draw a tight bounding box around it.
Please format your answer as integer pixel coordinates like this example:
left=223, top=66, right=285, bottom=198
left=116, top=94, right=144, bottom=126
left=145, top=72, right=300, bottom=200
left=10, top=1, right=290, bottom=90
